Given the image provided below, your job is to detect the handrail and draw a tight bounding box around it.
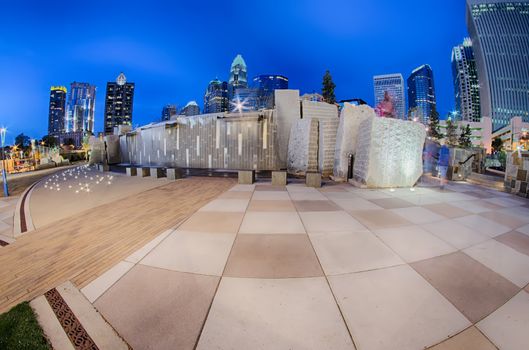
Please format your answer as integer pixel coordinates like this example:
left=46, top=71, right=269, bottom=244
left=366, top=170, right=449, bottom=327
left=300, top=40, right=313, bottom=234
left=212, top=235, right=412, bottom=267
left=459, top=153, right=477, bottom=165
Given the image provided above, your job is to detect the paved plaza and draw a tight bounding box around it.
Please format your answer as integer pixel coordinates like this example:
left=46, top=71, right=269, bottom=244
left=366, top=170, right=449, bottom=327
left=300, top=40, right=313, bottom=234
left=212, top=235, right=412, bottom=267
left=74, top=178, right=529, bottom=349
left=3, top=167, right=529, bottom=349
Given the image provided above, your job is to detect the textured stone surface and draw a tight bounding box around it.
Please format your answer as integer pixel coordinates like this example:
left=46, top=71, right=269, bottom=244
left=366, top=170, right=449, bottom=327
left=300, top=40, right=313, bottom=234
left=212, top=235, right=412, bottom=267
left=126, top=167, right=137, bottom=176
left=306, top=172, right=322, bottom=188
left=150, top=168, right=164, bottom=178
left=272, top=171, right=287, bottom=186
left=354, top=117, right=425, bottom=188
left=105, top=135, right=121, bottom=164
left=333, top=103, right=377, bottom=180
left=275, top=90, right=302, bottom=166
left=302, top=100, right=339, bottom=177
left=238, top=170, right=255, bottom=184
left=167, top=168, right=184, bottom=180
left=287, top=118, right=319, bottom=175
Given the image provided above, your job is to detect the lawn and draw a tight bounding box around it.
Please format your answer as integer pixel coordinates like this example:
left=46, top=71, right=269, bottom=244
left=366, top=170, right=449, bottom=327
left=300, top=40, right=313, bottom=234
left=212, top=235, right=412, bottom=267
left=0, top=302, right=50, bottom=350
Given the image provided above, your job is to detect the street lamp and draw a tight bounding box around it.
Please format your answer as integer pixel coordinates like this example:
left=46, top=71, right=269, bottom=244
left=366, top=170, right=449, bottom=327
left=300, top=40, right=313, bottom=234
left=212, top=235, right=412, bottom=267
left=0, top=127, right=8, bottom=197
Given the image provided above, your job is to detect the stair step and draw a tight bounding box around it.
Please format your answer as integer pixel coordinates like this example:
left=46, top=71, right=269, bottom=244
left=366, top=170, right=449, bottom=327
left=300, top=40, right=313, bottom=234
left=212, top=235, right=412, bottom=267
left=30, top=281, right=128, bottom=350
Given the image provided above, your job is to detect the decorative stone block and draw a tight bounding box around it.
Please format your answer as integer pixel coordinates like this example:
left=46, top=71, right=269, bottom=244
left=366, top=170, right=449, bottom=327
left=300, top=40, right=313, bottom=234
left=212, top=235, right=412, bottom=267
left=167, top=168, right=184, bottom=180
left=150, top=168, right=165, bottom=178
left=333, top=103, right=377, bottom=180
left=517, top=169, right=527, bottom=181
left=98, top=164, right=109, bottom=172
left=271, top=171, right=287, bottom=186
left=137, top=168, right=150, bottom=177
left=353, top=116, right=426, bottom=188
left=104, top=135, right=121, bottom=164
left=287, top=118, right=319, bottom=175
left=306, top=172, right=322, bottom=188
left=126, top=167, right=137, bottom=176
left=238, top=170, right=255, bottom=184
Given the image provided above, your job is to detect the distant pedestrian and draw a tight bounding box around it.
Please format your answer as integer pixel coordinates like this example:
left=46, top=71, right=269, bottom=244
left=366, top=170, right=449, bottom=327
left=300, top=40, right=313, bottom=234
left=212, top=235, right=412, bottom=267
left=438, top=141, right=450, bottom=190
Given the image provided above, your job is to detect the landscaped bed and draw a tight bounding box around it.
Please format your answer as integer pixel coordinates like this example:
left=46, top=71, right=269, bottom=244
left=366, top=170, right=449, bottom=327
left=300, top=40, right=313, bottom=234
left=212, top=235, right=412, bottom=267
left=0, top=302, right=50, bottom=350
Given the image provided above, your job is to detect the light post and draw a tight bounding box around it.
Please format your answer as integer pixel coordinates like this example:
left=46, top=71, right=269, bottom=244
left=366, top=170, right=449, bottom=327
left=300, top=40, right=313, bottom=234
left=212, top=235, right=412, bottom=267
left=0, top=127, right=8, bottom=197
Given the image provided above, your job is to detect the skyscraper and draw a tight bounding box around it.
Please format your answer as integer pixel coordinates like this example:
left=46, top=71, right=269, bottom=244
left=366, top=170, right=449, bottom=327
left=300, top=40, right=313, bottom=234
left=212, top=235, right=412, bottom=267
left=48, top=86, right=67, bottom=137
left=231, top=88, right=258, bottom=112
left=373, top=74, right=405, bottom=119
left=104, top=72, right=135, bottom=134
left=66, top=82, right=96, bottom=134
left=407, top=64, right=436, bottom=124
left=181, top=101, right=200, bottom=116
left=228, top=54, right=247, bottom=98
left=253, top=75, right=289, bottom=109
left=452, top=38, right=481, bottom=122
left=466, top=0, right=529, bottom=130
left=161, top=104, right=178, bottom=121
left=204, top=79, right=229, bottom=113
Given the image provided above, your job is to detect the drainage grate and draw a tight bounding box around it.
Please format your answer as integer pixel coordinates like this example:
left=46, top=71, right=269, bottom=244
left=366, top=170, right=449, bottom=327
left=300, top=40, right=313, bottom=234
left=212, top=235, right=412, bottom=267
left=44, top=288, right=99, bottom=350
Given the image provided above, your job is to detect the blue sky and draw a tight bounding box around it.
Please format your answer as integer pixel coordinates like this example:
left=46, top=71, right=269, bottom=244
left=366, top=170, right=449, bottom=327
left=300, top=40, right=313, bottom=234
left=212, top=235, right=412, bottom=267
left=0, top=0, right=467, bottom=143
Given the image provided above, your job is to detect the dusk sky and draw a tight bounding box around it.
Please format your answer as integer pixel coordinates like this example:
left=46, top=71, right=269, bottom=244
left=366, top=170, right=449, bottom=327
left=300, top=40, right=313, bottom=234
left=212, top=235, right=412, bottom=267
left=0, top=0, right=467, bottom=144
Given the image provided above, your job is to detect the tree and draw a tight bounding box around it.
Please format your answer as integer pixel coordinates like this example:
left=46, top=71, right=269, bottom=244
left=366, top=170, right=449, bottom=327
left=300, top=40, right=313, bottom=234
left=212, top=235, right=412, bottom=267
left=458, top=124, right=472, bottom=148
left=321, top=70, right=336, bottom=104
left=41, top=135, right=58, bottom=148
left=445, top=119, right=459, bottom=147
left=427, top=106, right=442, bottom=140
left=492, top=137, right=503, bottom=153
left=14, top=133, right=30, bottom=148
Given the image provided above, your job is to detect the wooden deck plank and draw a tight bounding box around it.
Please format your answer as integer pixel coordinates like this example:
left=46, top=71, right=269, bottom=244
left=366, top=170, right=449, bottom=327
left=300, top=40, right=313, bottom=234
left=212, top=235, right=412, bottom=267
left=0, top=177, right=235, bottom=313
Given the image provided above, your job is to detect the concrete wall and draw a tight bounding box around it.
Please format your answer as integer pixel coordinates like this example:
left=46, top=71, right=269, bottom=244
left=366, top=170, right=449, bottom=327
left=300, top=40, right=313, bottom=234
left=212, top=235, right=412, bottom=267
left=121, top=110, right=281, bottom=170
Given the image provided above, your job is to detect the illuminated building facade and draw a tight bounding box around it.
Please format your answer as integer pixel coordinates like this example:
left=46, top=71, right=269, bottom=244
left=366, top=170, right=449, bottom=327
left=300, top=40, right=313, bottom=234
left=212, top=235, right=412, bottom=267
left=253, top=74, right=289, bottom=109
left=104, top=72, right=135, bottom=134
left=181, top=101, right=200, bottom=116
left=451, top=38, right=481, bottom=122
left=161, top=104, right=178, bottom=121
left=373, top=74, right=406, bottom=119
left=228, top=54, right=248, bottom=99
left=204, top=79, right=229, bottom=113
left=466, top=0, right=529, bottom=131
left=407, top=64, right=436, bottom=124
left=48, top=86, right=67, bottom=136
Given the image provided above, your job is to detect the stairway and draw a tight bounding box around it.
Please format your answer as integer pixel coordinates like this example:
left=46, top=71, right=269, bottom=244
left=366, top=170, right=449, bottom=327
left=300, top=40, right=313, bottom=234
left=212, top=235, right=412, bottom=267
left=30, top=281, right=129, bottom=350
left=465, top=172, right=505, bottom=191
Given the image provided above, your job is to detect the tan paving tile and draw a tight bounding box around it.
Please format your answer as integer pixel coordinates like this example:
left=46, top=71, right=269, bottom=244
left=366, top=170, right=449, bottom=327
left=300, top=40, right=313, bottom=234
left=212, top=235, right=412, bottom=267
left=309, top=231, right=403, bottom=275
left=421, top=219, right=490, bottom=249
left=239, top=212, right=305, bottom=234
left=246, top=200, right=296, bottom=212
left=455, top=215, right=511, bottom=237
left=375, top=225, right=456, bottom=263
left=349, top=209, right=412, bottom=230
left=464, top=191, right=497, bottom=199
left=224, top=234, right=323, bottom=278
left=299, top=211, right=367, bottom=233
left=293, top=200, right=342, bottom=212
left=422, top=203, right=473, bottom=218
left=198, top=198, right=249, bottom=212
left=449, top=200, right=503, bottom=214
left=329, top=197, right=383, bottom=211
left=289, top=190, right=328, bottom=201
left=95, top=265, right=219, bottom=350
left=197, top=277, right=354, bottom=350
left=179, top=212, right=243, bottom=233
left=464, top=240, right=529, bottom=288
left=480, top=210, right=529, bottom=230
left=427, top=326, right=497, bottom=350
left=252, top=191, right=290, bottom=201
left=478, top=291, right=529, bottom=350
left=140, top=231, right=235, bottom=276
left=254, top=184, right=287, bottom=191
left=229, top=184, right=255, bottom=192
left=411, top=252, right=519, bottom=323
left=495, top=231, right=529, bottom=257
left=329, top=265, right=470, bottom=350
left=217, top=191, right=253, bottom=200
left=391, top=206, right=445, bottom=224
left=368, top=197, right=414, bottom=209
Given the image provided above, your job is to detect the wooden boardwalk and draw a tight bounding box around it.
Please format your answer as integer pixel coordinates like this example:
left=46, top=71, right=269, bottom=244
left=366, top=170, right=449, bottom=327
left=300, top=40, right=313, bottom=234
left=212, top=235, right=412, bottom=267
left=0, top=177, right=235, bottom=314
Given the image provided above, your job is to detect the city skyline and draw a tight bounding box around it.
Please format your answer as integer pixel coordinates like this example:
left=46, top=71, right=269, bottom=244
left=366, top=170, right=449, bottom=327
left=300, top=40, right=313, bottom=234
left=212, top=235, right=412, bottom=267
left=1, top=0, right=467, bottom=142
